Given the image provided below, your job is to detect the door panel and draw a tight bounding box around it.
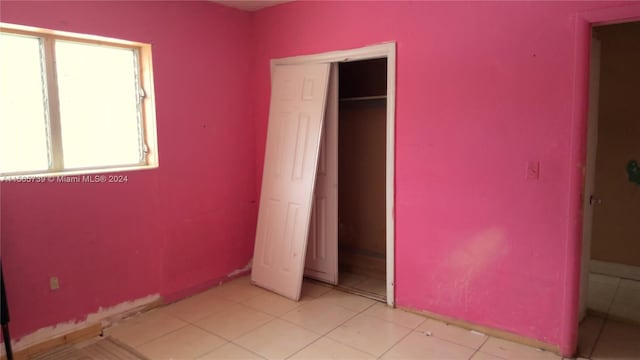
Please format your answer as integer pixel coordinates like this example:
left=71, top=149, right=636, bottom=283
left=305, top=64, right=338, bottom=284
left=252, top=63, right=330, bottom=301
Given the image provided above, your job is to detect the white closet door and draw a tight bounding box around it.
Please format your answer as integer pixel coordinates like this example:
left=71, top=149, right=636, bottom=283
left=252, top=63, right=331, bottom=301
left=304, top=64, right=338, bottom=284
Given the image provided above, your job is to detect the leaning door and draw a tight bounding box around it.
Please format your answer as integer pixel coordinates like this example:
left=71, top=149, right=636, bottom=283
left=304, top=64, right=338, bottom=285
left=251, top=63, right=331, bottom=301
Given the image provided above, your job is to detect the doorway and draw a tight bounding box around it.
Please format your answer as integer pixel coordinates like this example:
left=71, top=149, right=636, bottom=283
left=271, top=43, right=396, bottom=306
left=335, top=58, right=388, bottom=301
left=580, top=21, right=640, bottom=323
left=577, top=20, right=640, bottom=358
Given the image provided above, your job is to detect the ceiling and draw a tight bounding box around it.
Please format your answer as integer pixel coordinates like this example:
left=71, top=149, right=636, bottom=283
left=212, top=0, right=292, bottom=12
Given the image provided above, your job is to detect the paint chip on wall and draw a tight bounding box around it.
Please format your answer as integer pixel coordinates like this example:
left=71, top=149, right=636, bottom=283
left=526, top=161, right=540, bottom=180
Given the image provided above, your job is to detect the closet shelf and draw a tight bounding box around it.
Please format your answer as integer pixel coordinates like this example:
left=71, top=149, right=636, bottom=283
left=339, top=95, right=387, bottom=102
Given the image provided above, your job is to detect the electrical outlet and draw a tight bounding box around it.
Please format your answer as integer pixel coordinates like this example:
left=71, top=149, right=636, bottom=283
left=50, top=276, right=60, bottom=290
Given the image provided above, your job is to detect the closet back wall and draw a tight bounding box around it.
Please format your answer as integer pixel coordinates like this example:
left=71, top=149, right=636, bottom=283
left=339, top=101, right=387, bottom=258
left=338, top=59, right=387, bottom=261
left=0, top=0, right=256, bottom=340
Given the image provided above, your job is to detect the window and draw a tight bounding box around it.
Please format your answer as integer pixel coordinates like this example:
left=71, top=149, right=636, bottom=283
left=0, top=23, right=158, bottom=179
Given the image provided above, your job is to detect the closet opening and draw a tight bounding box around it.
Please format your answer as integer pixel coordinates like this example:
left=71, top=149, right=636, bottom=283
left=251, top=43, right=395, bottom=306
left=334, top=58, right=387, bottom=301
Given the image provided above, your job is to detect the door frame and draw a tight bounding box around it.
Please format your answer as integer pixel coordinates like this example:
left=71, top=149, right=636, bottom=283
left=578, top=34, right=600, bottom=322
left=568, top=4, right=640, bottom=356
left=271, top=42, right=397, bottom=306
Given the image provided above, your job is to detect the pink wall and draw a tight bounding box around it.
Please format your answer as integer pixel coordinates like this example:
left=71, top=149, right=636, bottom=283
left=250, top=1, right=639, bottom=355
left=3, top=0, right=640, bottom=355
left=0, top=1, right=257, bottom=340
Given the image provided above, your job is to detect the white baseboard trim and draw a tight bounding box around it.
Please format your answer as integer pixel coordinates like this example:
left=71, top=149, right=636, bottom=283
left=590, top=260, right=640, bottom=281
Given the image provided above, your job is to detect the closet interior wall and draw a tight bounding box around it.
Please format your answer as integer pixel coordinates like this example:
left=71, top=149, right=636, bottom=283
left=338, top=58, right=388, bottom=282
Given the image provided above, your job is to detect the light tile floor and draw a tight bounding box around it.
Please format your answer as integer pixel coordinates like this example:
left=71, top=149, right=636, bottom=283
left=100, top=275, right=640, bottom=359
left=578, top=315, right=640, bottom=359
left=587, top=273, right=640, bottom=324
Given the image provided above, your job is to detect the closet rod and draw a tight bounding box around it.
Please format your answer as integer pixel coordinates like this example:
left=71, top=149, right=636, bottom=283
left=339, top=95, right=387, bottom=102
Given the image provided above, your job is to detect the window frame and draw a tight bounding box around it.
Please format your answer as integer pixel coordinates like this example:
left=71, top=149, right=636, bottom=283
left=0, top=22, right=159, bottom=179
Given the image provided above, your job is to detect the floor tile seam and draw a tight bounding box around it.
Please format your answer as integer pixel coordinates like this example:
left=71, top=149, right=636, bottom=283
left=193, top=313, right=281, bottom=343
left=188, top=338, right=229, bottom=360
left=275, top=306, right=361, bottom=335
left=318, top=300, right=386, bottom=357
left=222, top=341, right=269, bottom=360
left=314, top=291, right=380, bottom=313
left=374, top=323, right=415, bottom=359
left=369, top=308, right=427, bottom=331
left=282, top=333, right=326, bottom=360
left=325, top=333, right=382, bottom=358
left=609, top=287, right=640, bottom=309
left=236, top=299, right=299, bottom=318
left=467, top=335, right=497, bottom=360
left=128, top=322, right=192, bottom=349
left=587, top=316, right=610, bottom=360
left=165, top=306, right=233, bottom=324
left=191, top=302, right=277, bottom=330
left=605, top=282, right=624, bottom=314
left=189, top=321, right=237, bottom=342
left=227, top=317, right=317, bottom=360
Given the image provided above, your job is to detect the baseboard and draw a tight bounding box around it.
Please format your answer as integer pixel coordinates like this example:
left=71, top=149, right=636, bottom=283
left=590, top=260, right=640, bottom=281
left=0, top=265, right=254, bottom=359
left=1, top=323, right=102, bottom=360
left=398, top=306, right=561, bottom=356
left=1, top=294, right=162, bottom=360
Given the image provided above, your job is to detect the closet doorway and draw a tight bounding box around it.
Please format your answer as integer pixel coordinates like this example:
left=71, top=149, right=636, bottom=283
left=252, top=43, right=396, bottom=306
left=333, top=59, right=388, bottom=301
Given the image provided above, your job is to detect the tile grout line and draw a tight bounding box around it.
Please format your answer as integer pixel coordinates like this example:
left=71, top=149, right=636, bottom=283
left=375, top=322, right=416, bottom=359
left=195, top=281, right=341, bottom=359
left=315, top=296, right=491, bottom=359
left=604, top=278, right=622, bottom=315
left=112, top=279, right=443, bottom=359
left=93, top=280, right=295, bottom=359
left=321, top=313, right=385, bottom=358
left=322, top=301, right=415, bottom=358
left=466, top=335, right=491, bottom=360
left=207, top=288, right=290, bottom=359
left=128, top=321, right=191, bottom=350
left=283, top=296, right=379, bottom=359
left=583, top=273, right=620, bottom=359
left=225, top=341, right=269, bottom=360
left=115, top=281, right=270, bottom=355
left=588, top=276, right=621, bottom=358
left=587, top=316, right=608, bottom=359
left=198, top=285, right=283, bottom=341
left=189, top=339, right=229, bottom=360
